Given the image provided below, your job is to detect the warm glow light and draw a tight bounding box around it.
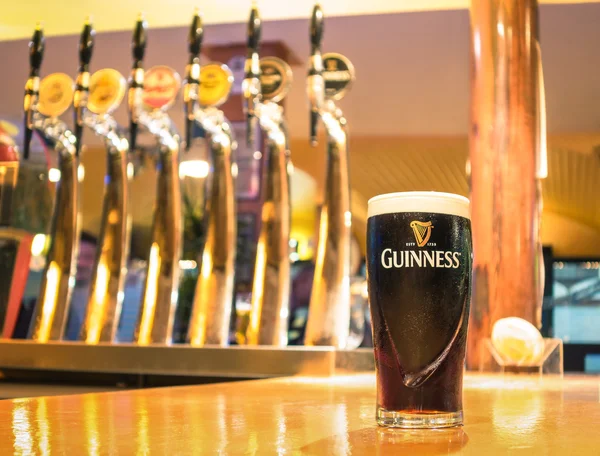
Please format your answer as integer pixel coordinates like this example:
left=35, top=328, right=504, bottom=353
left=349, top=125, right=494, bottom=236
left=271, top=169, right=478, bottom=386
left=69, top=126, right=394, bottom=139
left=231, top=163, right=239, bottom=178
left=344, top=210, right=352, bottom=228
left=179, top=160, right=209, bottom=179
left=35, top=261, right=60, bottom=342
left=85, top=262, right=110, bottom=344
left=138, top=243, right=161, bottom=345
left=31, top=234, right=47, bottom=257
left=248, top=235, right=267, bottom=344
left=179, top=260, right=198, bottom=270
left=127, top=162, right=135, bottom=180
left=253, top=151, right=262, bottom=160
left=78, top=165, right=85, bottom=182
left=48, top=168, right=61, bottom=183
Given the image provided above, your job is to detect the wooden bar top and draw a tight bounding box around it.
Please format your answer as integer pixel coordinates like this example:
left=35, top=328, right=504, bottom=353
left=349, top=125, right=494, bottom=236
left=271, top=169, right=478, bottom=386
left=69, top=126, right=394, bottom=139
left=1, top=373, right=599, bottom=455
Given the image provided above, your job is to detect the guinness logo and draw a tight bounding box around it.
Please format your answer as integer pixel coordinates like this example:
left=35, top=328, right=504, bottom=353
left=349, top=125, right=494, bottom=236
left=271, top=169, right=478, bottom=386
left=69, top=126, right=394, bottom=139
left=259, top=57, right=292, bottom=103
left=142, top=65, right=181, bottom=111
left=38, top=73, right=75, bottom=118
left=410, top=221, right=433, bottom=247
left=322, top=53, right=355, bottom=101
left=199, top=63, right=233, bottom=108
left=88, top=68, right=126, bottom=115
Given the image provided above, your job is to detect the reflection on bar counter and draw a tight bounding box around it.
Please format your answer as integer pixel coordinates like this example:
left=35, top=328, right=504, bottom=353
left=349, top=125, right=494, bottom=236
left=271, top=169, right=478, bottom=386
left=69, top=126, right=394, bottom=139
left=184, top=12, right=237, bottom=347
left=128, top=16, right=183, bottom=345
left=242, top=6, right=293, bottom=347
left=24, top=25, right=83, bottom=342
left=304, top=4, right=355, bottom=349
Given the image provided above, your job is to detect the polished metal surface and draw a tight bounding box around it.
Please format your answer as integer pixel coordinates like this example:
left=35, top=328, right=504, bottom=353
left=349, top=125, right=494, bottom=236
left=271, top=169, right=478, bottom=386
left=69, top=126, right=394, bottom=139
left=184, top=14, right=237, bottom=347
left=0, top=340, right=335, bottom=378
left=132, top=120, right=182, bottom=345
left=79, top=113, right=131, bottom=344
left=243, top=7, right=292, bottom=347
left=23, top=26, right=81, bottom=341
left=468, top=0, right=546, bottom=369
left=305, top=5, right=352, bottom=349
left=128, top=18, right=182, bottom=345
left=27, top=119, right=80, bottom=342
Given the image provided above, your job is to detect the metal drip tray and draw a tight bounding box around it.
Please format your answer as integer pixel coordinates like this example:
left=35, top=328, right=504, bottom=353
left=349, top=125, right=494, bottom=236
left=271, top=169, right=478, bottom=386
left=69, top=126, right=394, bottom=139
left=0, top=340, right=344, bottom=379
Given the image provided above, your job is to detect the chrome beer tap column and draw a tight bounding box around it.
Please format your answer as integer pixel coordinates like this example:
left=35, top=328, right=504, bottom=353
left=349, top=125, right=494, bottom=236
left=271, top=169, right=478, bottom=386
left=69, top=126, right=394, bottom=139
left=75, top=21, right=132, bottom=344
left=243, top=6, right=293, bottom=346
left=184, top=12, right=237, bottom=347
left=129, top=16, right=183, bottom=345
left=25, top=26, right=82, bottom=342
left=305, top=4, right=355, bottom=348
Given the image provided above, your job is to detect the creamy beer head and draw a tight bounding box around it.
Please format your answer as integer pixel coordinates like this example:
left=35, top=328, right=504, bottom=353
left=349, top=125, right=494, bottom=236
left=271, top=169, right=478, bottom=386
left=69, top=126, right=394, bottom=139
left=366, top=191, right=472, bottom=429
left=368, top=191, right=470, bottom=219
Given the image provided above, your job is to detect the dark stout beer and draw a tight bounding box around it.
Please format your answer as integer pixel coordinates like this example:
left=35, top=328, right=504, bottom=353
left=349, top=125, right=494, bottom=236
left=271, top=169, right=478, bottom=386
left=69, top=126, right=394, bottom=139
left=367, top=192, right=472, bottom=428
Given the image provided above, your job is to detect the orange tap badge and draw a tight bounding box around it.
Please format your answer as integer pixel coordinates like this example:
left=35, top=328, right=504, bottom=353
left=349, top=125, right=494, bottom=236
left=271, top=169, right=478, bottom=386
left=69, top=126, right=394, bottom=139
left=88, top=68, right=126, bottom=115
left=142, top=65, right=181, bottom=111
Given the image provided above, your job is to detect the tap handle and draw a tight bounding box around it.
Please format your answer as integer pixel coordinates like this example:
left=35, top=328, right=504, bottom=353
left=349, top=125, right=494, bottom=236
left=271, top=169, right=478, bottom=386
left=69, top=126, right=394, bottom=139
left=74, top=19, right=95, bottom=157
left=243, top=5, right=261, bottom=147
left=128, top=15, right=147, bottom=152
left=308, top=4, right=324, bottom=146
left=247, top=5, right=261, bottom=56
left=184, top=11, right=203, bottom=151
left=310, top=4, right=324, bottom=55
left=23, top=25, right=45, bottom=160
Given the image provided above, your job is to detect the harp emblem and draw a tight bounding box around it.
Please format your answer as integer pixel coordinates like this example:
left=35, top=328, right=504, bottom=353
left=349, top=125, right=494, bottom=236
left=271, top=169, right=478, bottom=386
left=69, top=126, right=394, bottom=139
left=410, top=221, right=433, bottom=247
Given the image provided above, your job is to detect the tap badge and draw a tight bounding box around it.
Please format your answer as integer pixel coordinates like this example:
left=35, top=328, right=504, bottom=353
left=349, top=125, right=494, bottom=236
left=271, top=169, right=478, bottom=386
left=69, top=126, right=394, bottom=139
left=410, top=221, right=433, bottom=247
left=142, top=65, right=181, bottom=111
left=88, top=69, right=126, bottom=115
left=259, top=57, right=292, bottom=103
left=199, top=63, right=234, bottom=108
left=322, top=53, right=355, bottom=101
left=38, top=73, right=75, bottom=118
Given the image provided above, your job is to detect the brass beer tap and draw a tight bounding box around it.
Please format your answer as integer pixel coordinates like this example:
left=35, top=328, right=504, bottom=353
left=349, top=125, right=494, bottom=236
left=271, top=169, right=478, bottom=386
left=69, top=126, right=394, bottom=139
left=25, top=25, right=83, bottom=342
left=243, top=6, right=293, bottom=346
left=184, top=12, right=237, bottom=346
left=128, top=16, right=183, bottom=345
left=75, top=21, right=132, bottom=344
left=304, top=4, right=355, bottom=348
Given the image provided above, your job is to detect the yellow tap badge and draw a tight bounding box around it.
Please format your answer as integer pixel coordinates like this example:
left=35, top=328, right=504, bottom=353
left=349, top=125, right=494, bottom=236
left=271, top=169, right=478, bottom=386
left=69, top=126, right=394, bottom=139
left=88, top=69, right=126, bottom=115
left=199, top=63, right=233, bottom=108
left=142, top=65, right=181, bottom=111
left=38, top=73, right=75, bottom=118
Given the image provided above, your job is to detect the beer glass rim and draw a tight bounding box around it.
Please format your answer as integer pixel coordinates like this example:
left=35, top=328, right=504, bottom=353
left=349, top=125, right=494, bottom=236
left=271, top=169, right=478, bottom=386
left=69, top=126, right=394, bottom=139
left=368, top=191, right=470, bottom=219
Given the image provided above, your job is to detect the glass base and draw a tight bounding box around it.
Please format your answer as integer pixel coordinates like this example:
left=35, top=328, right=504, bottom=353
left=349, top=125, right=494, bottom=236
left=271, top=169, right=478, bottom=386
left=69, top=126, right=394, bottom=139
left=377, top=407, right=463, bottom=429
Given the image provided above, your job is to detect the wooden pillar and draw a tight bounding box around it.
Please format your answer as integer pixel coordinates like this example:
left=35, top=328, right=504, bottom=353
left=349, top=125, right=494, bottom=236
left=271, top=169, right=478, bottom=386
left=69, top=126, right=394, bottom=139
left=467, top=0, right=545, bottom=369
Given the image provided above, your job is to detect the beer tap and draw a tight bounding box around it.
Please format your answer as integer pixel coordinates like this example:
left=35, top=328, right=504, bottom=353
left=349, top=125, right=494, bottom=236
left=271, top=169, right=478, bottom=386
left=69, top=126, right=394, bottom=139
left=75, top=21, right=132, bottom=344
left=243, top=6, right=293, bottom=346
left=24, top=25, right=82, bottom=342
left=183, top=12, right=237, bottom=347
left=128, top=16, right=183, bottom=345
left=304, top=4, right=355, bottom=348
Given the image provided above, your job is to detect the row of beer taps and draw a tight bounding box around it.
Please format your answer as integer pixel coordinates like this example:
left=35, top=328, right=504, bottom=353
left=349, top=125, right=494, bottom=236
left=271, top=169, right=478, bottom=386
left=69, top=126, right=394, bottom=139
left=15, top=4, right=355, bottom=349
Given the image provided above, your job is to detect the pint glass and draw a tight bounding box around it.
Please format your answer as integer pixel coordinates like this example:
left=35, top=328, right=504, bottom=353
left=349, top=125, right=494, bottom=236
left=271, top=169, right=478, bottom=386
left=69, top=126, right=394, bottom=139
left=366, top=192, right=472, bottom=428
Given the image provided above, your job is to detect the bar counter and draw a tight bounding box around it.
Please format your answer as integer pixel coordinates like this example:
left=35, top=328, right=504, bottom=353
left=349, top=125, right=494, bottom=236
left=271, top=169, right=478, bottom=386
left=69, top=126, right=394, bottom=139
left=1, top=373, right=599, bottom=454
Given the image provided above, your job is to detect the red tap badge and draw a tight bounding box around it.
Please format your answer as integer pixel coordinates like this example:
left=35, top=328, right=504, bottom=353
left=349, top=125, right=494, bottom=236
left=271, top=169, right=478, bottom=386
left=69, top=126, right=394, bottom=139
left=142, top=65, right=181, bottom=111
